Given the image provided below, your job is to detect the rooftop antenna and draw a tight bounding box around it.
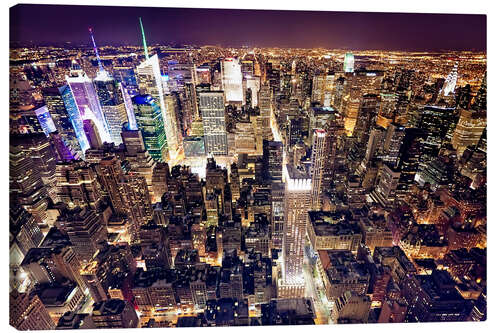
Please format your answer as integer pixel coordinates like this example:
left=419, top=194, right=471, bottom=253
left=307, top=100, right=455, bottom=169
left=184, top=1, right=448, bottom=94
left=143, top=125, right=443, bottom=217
left=88, top=27, right=105, bottom=73
left=139, top=17, right=149, bottom=60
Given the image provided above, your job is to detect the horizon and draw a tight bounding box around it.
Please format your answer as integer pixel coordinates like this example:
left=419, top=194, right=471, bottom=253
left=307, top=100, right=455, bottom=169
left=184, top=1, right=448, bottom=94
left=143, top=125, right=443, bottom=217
left=10, top=4, right=487, bottom=52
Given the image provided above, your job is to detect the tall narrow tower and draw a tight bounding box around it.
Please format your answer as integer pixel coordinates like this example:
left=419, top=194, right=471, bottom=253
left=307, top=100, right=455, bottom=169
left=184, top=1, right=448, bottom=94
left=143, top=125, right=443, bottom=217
left=139, top=17, right=149, bottom=60
left=278, top=164, right=311, bottom=298
left=88, top=28, right=105, bottom=74
left=136, top=18, right=179, bottom=160
left=442, top=62, right=458, bottom=96
left=310, top=129, right=327, bottom=210
left=90, top=28, right=135, bottom=144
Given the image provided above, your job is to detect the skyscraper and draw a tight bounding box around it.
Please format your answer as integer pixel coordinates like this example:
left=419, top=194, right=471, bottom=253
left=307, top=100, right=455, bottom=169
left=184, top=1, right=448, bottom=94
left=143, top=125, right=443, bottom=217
left=11, top=133, right=58, bottom=201
left=279, top=164, right=311, bottom=298
left=265, top=141, right=285, bottom=249
left=90, top=28, right=135, bottom=145
left=10, top=144, right=49, bottom=225
left=258, top=84, right=273, bottom=141
left=43, top=86, right=83, bottom=158
left=452, top=108, right=487, bottom=157
left=56, top=206, right=107, bottom=262
left=55, top=160, right=103, bottom=209
left=441, top=62, right=458, bottom=96
left=60, top=84, right=90, bottom=154
left=472, top=72, right=487, bottom=112
left=345, top=69, right=383, bottom=135
left=221, top=58, right=244, bottom=104
left=395, top=128, right=427, bottom=200
left=94, top=74, right=129, bottom=145
left=113, top=66, right=139, bottom=97
left=136, top=18, right=179, bottom=159
left=132, top=94, right=168, bottom=161
left=66, top=61, right=111, bottom=143
left=199, top=91, right=227, bottom=155
left=310, top=129, right=327, bottom=210
left=34, top=105, right=56, bottom=136
left=343, top=52, right=355, bottom=73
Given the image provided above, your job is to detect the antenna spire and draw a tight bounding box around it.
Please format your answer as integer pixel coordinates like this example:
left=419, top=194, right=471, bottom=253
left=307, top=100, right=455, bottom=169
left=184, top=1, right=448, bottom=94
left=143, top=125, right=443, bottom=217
left=88, top=27, right=105, bottom=73
left=139, top=17, right=149, bottom=60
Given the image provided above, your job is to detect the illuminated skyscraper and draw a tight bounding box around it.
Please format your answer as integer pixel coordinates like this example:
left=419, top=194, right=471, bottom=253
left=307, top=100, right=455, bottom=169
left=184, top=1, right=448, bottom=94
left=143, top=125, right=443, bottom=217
left=136, top=18, right=179, bottom=158
left=66, top=61, right=111, bottom=143
left=310, top=129, right=327, bottom=210
left=34, top=105, right=56, bottom=136
left=95, top=155, right=152, bottom=241
left=10, top=204, right=44, bottom=257
left=243, top=76, right=260, bottom=108
left=221, top=58, right=244, bottom=104
left=167, top=61, right=196, bottom=92
left=354, top=94, right=380, bottom=146
left=279, top=164, right=311, bottom=298
left=10, top=145, right=49, bottom=225
left=383, top=123, right=406, bottom=167
left=344, top=52, right=355, bottom=73
left=55, top=160, right=103, bottom=209
left=345, top=69, right=383, bottom=135
left=195, top=65, right=211, bottom=85
left=199, top=91, right=227, bottom=155
left=120, top=128, right=156, bottom=198
left=90, top=28, right=135, bottom=144
left=113, top=66, right=139, bottom=97
left=132, top=94, right=168, bottom=161
left=258, top=84, right=273, bottom=141
left=11, top=133, right=58, bottom=202
left=312, top=71, right=336, bottom=107
left=60, top=84, right=90, bottom=154
left=56, top=206, right=107, bottom=262
left=441, top=62, right=458, bottom=96
left=319, top=110, right=344, bottom=194
left=43, top=86, right=83, bottom=158
left=94, top=74, right=129, bottom=145
left=265, top=141, right=285, bottom=249
left=451, top=108, right=486, bottom=157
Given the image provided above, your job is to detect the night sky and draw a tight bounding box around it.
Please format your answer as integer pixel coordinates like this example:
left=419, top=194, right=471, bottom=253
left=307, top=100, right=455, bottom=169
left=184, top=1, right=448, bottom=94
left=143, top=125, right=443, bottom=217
left=10, top=4, right=486, bottom=51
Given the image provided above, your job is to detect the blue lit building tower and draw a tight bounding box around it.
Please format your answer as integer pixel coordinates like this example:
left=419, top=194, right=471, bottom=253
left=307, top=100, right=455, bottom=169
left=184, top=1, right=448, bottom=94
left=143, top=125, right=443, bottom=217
left=60, top=85, right=90, bottom=154
left=42, top=86, right=84, bottom=158
left=34, top=105, right=56, bottom=136
left=113, top=66, right=139, bottom=97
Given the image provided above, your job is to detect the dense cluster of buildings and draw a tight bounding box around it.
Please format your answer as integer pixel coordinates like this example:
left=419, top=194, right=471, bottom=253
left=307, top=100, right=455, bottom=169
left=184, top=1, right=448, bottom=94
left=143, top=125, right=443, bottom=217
left=10, top=17, right=486, bottom=329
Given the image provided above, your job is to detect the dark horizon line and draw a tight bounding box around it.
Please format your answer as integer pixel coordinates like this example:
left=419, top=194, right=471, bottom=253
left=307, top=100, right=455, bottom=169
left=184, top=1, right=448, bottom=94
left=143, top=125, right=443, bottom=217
left=9, top=41, right=486, bottom=53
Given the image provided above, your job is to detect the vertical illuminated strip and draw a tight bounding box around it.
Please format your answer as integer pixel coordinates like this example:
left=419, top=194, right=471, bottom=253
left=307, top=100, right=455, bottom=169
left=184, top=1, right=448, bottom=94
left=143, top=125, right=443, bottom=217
left=120, top=82, right=138, bottom=130
left=88, top=28, right=104, bottom=73
left=61, top=85, right=90, bottom=154
left=139, top=17, right=149, bottom=60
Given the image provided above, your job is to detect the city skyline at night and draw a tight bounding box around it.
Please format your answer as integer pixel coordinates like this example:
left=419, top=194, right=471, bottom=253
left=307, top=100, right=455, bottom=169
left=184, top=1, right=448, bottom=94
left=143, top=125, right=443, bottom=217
left=9, top=4, right=486, bottom=330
